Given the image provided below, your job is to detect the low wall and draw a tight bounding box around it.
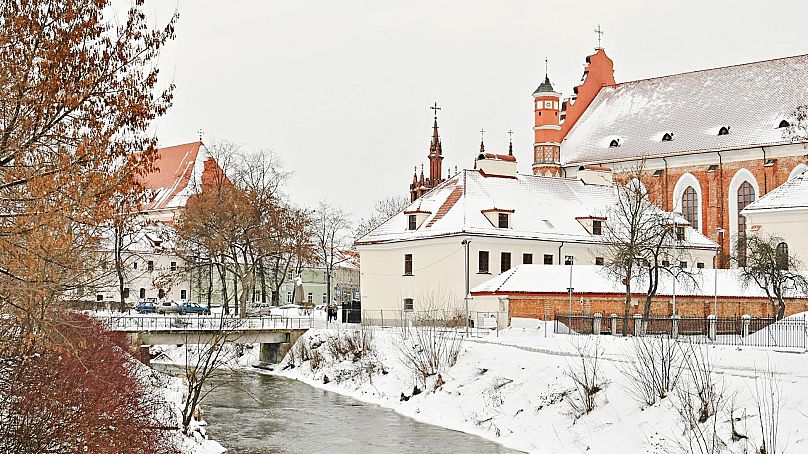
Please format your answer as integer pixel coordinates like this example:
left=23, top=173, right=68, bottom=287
left=507, top=293, right=808, bottom=320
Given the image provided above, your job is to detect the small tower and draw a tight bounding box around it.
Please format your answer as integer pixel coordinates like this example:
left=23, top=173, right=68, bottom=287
left=532, top=71, right=562, bottom=177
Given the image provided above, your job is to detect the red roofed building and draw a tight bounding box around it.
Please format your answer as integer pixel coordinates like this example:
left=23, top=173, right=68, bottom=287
left=535, top=48, right=808, bottom=267
left=138, top=141, right=227, bottom=222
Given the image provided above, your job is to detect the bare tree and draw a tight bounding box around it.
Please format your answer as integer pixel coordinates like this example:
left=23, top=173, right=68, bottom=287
left=564, top=339, right=606, bottom=420
left=354, top=195, right=409, bottom=240
left=620, top=336, right=684, bottom=408
left=313, top=201, right=352, bottom=308
left=733, top=233, right=808, bottom=320
left=178, top=318, right=246, bottom=434
left=671, top=343, right=728, bottom=454
left=752, top=364, right=784, bottom=454
left=602, top=166, right=676, bottom=334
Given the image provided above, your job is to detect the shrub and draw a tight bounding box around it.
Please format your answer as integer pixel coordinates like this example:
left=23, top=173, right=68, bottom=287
left=396, top=324, right=463, bottom=390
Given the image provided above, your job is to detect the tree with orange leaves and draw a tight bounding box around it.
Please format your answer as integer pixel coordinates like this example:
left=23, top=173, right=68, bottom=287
left=0, top=0, right=179, bottom=451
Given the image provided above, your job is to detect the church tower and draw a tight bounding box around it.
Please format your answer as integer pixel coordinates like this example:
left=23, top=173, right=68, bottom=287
left=428, top=112, right=443, bottom=185
left=410, top=103, right=446, bottom=202
left=532, top=73, right=562, bottom=177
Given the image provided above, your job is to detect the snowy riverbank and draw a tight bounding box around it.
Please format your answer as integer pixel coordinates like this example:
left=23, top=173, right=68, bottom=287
left=273, top=321, right=808, bottom=454
left=140, top=353, right=228, bottom=454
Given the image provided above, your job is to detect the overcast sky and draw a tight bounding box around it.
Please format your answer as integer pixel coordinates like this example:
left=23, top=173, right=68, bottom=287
left=145, top=0, right=808, bottom=224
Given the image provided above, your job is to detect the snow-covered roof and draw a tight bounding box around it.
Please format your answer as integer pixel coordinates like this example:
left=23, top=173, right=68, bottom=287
left=355, top=169, right=715, bottom=249
left=561, top=54, right=808, bottom=165
left=743, top=171, right=808, bottom=213
left=98, top=218, right=177, bottom=253
left=139, top=141, right=213, bottom=211
left=471, top=264, right=807, bottom=299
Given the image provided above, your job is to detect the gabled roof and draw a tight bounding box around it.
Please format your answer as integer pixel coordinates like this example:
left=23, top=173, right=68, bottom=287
left=355, top=170, right=715, bottom=248
left=470, top=265, right=803, bottom=299
left=561, top=54, right=808, bottom=165
left=743, top=171, right=808, bottom=213
left=139, top=141, right=212, bottom=211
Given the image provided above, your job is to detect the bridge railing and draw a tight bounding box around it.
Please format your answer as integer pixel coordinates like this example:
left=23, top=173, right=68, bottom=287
left=94, top=314, right=312, bottom=331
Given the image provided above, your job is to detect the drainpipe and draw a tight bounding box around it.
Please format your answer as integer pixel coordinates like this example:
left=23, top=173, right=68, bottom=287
left=661, top=157, right=670, bottom=211
left=717, top=151, right=725, bottom=268
left=762, top=147, right=768, bottom=194
left=558, top=241, right=565, bottom=265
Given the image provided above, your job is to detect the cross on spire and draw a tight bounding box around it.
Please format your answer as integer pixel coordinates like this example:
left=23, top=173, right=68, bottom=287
left=507, top=129, right=514, bottom=156
left=197, top=128, right=204, bottom=141
left=479, top=128, right=485, bottom=140
left=594, top=24, right=604, bottom=49
left=545, top=57, right=548, bottom=76
left=430, top=101, right=441, bottom=119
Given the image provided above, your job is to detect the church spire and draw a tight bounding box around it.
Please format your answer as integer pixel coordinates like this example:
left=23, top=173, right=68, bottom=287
left=508, top=129, right=514, bottom=156
left=428, top=102, right=444, bottom=185
left=479, top=128, right=486, bottom=154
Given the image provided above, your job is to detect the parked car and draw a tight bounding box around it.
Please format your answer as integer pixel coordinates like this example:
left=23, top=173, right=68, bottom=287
left=135, top=300, right=157, bottom=314
left=247, top=303, right=272, bottom=317
left=157, top=301, right=182, bottom=315
left=179, top=301, right=211, bottom=315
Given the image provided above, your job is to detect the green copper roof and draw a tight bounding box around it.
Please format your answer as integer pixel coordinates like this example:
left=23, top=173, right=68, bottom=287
left=533, top=75, right=555, bottom=95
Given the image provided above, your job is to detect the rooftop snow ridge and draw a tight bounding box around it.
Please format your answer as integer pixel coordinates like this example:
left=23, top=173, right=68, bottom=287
left=561, top=53, right=808, bottom=165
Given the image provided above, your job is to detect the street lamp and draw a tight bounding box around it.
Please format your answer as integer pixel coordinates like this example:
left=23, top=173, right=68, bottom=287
left=566, top=256, right=573, bottom=334
left=714, top=227, right=724, bottom=317
left=461, top=238, right=471, bottom=336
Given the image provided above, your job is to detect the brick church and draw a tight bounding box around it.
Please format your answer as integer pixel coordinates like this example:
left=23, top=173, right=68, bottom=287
left=409, top=47, right=808, bottom=267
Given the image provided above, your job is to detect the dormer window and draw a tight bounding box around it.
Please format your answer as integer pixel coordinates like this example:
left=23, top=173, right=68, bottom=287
left=609, top=139, right=620, bottom=148
left=576, top=216, right=605, bottom=235
left=404, top=210, right=431, bottom=230
left=408, top=215, right=417, bottom=230
left=498, top=213, right=509, bottom=228
left=481, top=209, right=514, bottom=228
left=718, top=126, right=730, bottom=136
left=661, top=132, right=673, bottom=142
left=778, top=120, right=790, bottom=128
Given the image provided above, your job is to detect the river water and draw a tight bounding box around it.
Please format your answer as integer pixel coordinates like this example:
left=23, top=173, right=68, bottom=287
left=192, top=370, right=521, bottom=454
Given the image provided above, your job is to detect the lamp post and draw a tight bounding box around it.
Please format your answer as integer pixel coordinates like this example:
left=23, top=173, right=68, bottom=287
left=461, top=238, right=471, bottom=336
left=566, top=256, right=573, bottom=334
left=714, top=227, right=724, bottom=317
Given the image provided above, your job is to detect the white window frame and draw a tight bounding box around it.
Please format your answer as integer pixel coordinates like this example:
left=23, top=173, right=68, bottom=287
left=672, top=172, right=703, bottom=234
left=728, top=168, right=760, bottom=261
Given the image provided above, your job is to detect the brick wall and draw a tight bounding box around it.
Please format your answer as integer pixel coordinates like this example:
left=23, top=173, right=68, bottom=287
left=643, top=155, right=808, bottom=265
left=509, top=293, right=808, bottom=320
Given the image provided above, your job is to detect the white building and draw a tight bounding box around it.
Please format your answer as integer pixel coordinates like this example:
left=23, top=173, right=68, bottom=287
left=742, top=168, right=808, bottom=263
left=356, top=153, right=717, bottom=316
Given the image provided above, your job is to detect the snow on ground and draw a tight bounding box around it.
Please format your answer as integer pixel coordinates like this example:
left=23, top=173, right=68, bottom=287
left=273, top=320, right=808, bottom=454
left=130, top=356, right=226, bottom=454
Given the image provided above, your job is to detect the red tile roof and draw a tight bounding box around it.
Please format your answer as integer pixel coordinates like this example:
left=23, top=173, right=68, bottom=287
left=138, top=141, right=212, bottom=211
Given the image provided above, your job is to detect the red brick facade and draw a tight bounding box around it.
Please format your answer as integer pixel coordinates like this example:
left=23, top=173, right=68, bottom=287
left=508, top=293, right=808, bottom=320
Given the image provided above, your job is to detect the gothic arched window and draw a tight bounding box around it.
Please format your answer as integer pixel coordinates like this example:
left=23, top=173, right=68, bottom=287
left=681, top=186, right=699, bottom=230
left=776, top=242, right=789, bottom=270
left=736, top=181, right=755, bottom=266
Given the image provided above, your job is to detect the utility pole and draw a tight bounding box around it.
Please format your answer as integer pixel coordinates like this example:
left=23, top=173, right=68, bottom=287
left=567, top=256, right=574, bottom=334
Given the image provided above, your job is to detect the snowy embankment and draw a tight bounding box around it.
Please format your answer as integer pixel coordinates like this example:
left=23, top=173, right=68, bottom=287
left=273, top=320, right=808, bottom=454
left=137, top=348, right=234, bottom=454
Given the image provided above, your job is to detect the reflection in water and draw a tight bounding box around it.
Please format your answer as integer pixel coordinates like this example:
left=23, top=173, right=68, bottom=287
left=192, top=371, right=520, bottom=454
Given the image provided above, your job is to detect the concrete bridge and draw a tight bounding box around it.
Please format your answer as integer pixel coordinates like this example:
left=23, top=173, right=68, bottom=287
left=95, top=314, right=310, bottom=364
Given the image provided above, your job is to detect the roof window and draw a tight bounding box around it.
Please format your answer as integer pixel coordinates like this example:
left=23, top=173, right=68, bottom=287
left=706, top=164, right=718, bottom=173
left=778, top=120, right=790, bottom=129
left=609, top=139, right=620, bottom=148
left=652, top=169, right=664, bottom=177
left=717, top=126, right=730, bottom=136
left=661, top=132, right=673, bottom=142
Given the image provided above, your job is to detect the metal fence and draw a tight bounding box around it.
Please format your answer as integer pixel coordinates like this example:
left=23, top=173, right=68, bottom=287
left=554, top=313, right=808, bottom=349
left=95, top=314, right=312, bottom=332
left=315, top=309, right=504, bottom=338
